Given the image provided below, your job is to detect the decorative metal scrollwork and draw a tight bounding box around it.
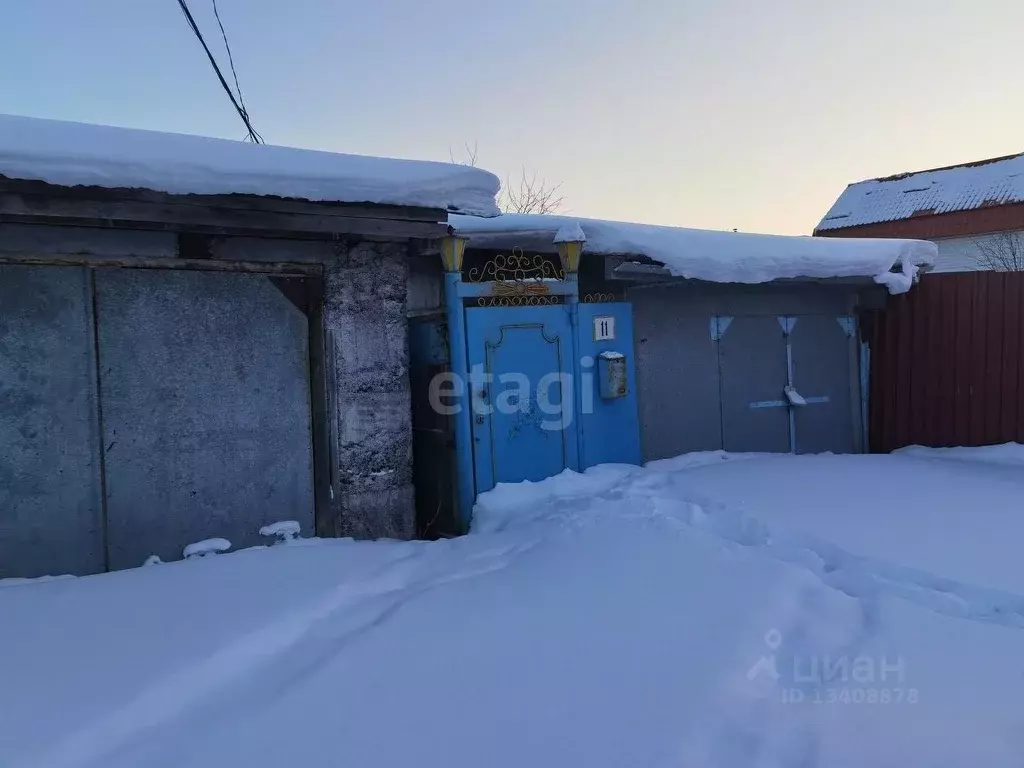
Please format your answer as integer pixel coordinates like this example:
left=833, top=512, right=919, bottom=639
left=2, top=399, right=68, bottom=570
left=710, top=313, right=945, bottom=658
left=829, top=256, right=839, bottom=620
left=467, top=247, right=565, bottom=283
left=469, top=246, right=565, bottom=307
left=477, top=293, right=560, bottom=307
left=582, top=292, right=617, bottom=303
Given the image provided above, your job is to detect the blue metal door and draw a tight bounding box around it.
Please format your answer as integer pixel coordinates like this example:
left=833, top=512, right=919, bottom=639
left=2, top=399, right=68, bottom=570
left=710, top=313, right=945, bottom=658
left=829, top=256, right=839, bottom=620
left=576, top=302, right=641, bottom=469
left=466, top=305, right=579, bottom=493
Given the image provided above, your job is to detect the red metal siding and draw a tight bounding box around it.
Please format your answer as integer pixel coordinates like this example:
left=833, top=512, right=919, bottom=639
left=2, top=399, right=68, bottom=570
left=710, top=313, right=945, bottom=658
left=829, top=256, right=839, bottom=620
left=816, top=201, right=1024, bottom=240
left=869, top=272, right=1024, bottom=452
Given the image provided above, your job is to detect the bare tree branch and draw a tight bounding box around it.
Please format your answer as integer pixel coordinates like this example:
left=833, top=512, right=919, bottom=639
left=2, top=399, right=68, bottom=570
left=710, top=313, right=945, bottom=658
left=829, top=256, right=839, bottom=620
left=499, top=167, right=565, bottom=215
left=973, top=232, right=1024, bottom=271
left=449, top=142, right=565, bottom=215
left=450, top=141, right=479, bottom=168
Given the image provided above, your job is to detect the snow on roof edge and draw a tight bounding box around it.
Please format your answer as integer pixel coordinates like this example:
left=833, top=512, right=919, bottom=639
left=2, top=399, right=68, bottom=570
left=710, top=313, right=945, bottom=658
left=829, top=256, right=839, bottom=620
left=452, top=213, right=936, bottom=295
left=553, top=220, right=586, bottom=243
left=0, top=114, right=501, bottom=216
left=816, top=151, right=1024, bottom=232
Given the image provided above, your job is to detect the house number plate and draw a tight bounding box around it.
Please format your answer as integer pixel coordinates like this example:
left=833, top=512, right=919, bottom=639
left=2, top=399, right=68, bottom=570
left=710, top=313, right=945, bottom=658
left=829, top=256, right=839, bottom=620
left=594, top=315, right=616, bottom=341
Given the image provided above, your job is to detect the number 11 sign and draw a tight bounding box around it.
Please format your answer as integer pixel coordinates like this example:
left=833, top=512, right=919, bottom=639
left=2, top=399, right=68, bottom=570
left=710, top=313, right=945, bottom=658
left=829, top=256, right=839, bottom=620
left=594, top=315, right=615, bottom=341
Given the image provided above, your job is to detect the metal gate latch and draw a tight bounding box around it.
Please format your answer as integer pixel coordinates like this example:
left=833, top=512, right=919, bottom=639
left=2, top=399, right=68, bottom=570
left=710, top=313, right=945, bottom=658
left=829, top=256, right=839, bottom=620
left=784, top=385, right=807, bottom=407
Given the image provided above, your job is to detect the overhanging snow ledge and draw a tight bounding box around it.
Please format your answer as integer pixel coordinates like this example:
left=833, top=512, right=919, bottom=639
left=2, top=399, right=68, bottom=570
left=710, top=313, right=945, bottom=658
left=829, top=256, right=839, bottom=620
left=452, top=213, right=937, bottom=293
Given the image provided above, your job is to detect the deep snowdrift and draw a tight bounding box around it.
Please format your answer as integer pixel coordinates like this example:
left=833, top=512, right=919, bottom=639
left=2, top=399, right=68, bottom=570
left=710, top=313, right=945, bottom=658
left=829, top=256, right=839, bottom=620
left=1, top=452, right=1021, bottom=768
left=0, top=114, right=500, bottom=215
left=451, top=213, right=937, bottom=293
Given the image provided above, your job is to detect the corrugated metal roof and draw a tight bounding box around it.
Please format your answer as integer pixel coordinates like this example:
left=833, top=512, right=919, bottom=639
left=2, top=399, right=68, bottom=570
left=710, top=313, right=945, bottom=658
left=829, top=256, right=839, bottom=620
left=815, top=152, right=1024, bottom=232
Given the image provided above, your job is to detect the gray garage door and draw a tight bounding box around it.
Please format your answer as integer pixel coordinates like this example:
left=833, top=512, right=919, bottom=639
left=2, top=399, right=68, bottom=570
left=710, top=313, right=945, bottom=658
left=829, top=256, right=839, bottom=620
left=634, top=304, right=722, bottom=460
left=720, top=316, right=791, bottom=453
left=631, top=299, right=859, bottom=462
left=0, top=265, right=315, bottom=577
left=0, top=266, right=105, bottom=578
left=791, top=315, right=856, bottom=454
left=95, top=270, right=315, bottom=570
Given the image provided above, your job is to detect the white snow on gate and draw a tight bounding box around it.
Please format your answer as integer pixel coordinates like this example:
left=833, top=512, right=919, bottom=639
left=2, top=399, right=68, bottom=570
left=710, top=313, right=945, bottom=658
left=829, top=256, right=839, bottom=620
left=451, top=212, right=936, bottom=294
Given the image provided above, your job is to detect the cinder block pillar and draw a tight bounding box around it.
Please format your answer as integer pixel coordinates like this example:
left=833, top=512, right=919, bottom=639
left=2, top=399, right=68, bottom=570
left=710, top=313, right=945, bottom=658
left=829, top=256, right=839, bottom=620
left=323, top=242, right=414, bottom=539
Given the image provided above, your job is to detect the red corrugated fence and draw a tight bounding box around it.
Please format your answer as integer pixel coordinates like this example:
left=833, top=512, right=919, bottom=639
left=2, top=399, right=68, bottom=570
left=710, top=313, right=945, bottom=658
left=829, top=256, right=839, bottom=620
left=869, top=271, right=1024, bottom=452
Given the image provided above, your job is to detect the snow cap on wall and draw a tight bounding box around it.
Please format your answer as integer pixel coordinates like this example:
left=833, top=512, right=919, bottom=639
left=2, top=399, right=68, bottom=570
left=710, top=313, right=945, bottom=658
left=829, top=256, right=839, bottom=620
left=452, top=213, right=937, bottom=294
left=553, top=220, right=586, bottom=243
left=0, top=114, right=500, bottom=216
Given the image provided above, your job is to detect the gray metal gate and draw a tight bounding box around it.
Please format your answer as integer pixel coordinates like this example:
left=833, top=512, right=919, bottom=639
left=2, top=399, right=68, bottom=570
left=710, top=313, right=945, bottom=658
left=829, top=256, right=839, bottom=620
left=630, top=284, right=860, bottom=461
left=791, top=315, right=856, bottom=454
left=0, top=266, right=105, bottom=577
left=719, top=316, right=792, bottom=453
left=634, top=309, right=723, bottom=460
left=95, top=270, right=315, bottom=570
left=0, top=264, right=316, bottom=577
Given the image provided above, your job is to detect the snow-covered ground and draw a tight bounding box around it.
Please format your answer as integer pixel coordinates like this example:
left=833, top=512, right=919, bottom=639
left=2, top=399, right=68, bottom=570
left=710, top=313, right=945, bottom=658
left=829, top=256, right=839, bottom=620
left=645, top=450, right=1024, bottom=596
left=2, top=449, right=1022, bottom=767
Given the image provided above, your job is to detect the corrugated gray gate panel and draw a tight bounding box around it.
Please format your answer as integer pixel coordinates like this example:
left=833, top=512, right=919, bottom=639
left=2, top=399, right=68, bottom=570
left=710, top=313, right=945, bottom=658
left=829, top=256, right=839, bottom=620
left=0, top=266, right=104, bottom=578
left=792, top=316, right=855, bottom=454
left=94, top=270, right=314, bottom=569
left=720, top=316, right=790, bottom=453
left=633, top=296, right=723, bottom=461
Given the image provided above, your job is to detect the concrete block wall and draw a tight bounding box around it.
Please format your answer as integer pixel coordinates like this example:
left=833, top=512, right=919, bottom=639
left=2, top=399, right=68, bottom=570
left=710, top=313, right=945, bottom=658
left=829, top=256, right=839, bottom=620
left=324, top=242, right=414, bottom=539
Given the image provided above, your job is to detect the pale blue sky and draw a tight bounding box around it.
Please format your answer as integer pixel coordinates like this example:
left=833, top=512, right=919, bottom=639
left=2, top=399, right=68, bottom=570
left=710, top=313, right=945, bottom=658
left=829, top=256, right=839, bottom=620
left=3, top=1, right=1023, bottom=233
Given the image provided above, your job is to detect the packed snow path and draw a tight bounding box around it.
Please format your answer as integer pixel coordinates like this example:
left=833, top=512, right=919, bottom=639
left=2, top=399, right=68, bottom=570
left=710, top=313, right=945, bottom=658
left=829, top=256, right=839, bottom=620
left=2, top=449, right=1023, bottom=767
left=482, top=453, right=1024, bottom=629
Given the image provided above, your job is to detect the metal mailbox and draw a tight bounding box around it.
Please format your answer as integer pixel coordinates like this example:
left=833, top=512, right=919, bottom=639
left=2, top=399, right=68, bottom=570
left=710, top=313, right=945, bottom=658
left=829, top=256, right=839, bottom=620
left=598, top=350, right=628, bottom=399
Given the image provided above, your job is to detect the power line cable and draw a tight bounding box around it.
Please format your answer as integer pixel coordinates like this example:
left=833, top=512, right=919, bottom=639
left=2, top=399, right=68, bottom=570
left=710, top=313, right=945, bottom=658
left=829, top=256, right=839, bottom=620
left=175, top=0, right=262, bottom=143
left=210, top=0, right=260, bottom=142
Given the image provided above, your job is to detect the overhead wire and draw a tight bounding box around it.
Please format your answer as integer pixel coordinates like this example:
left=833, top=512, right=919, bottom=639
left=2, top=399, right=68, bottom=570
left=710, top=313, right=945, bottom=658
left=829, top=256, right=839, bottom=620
left=174, top=0, right=262, bottom=143
left=209, top=0, right=261, bottom=143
